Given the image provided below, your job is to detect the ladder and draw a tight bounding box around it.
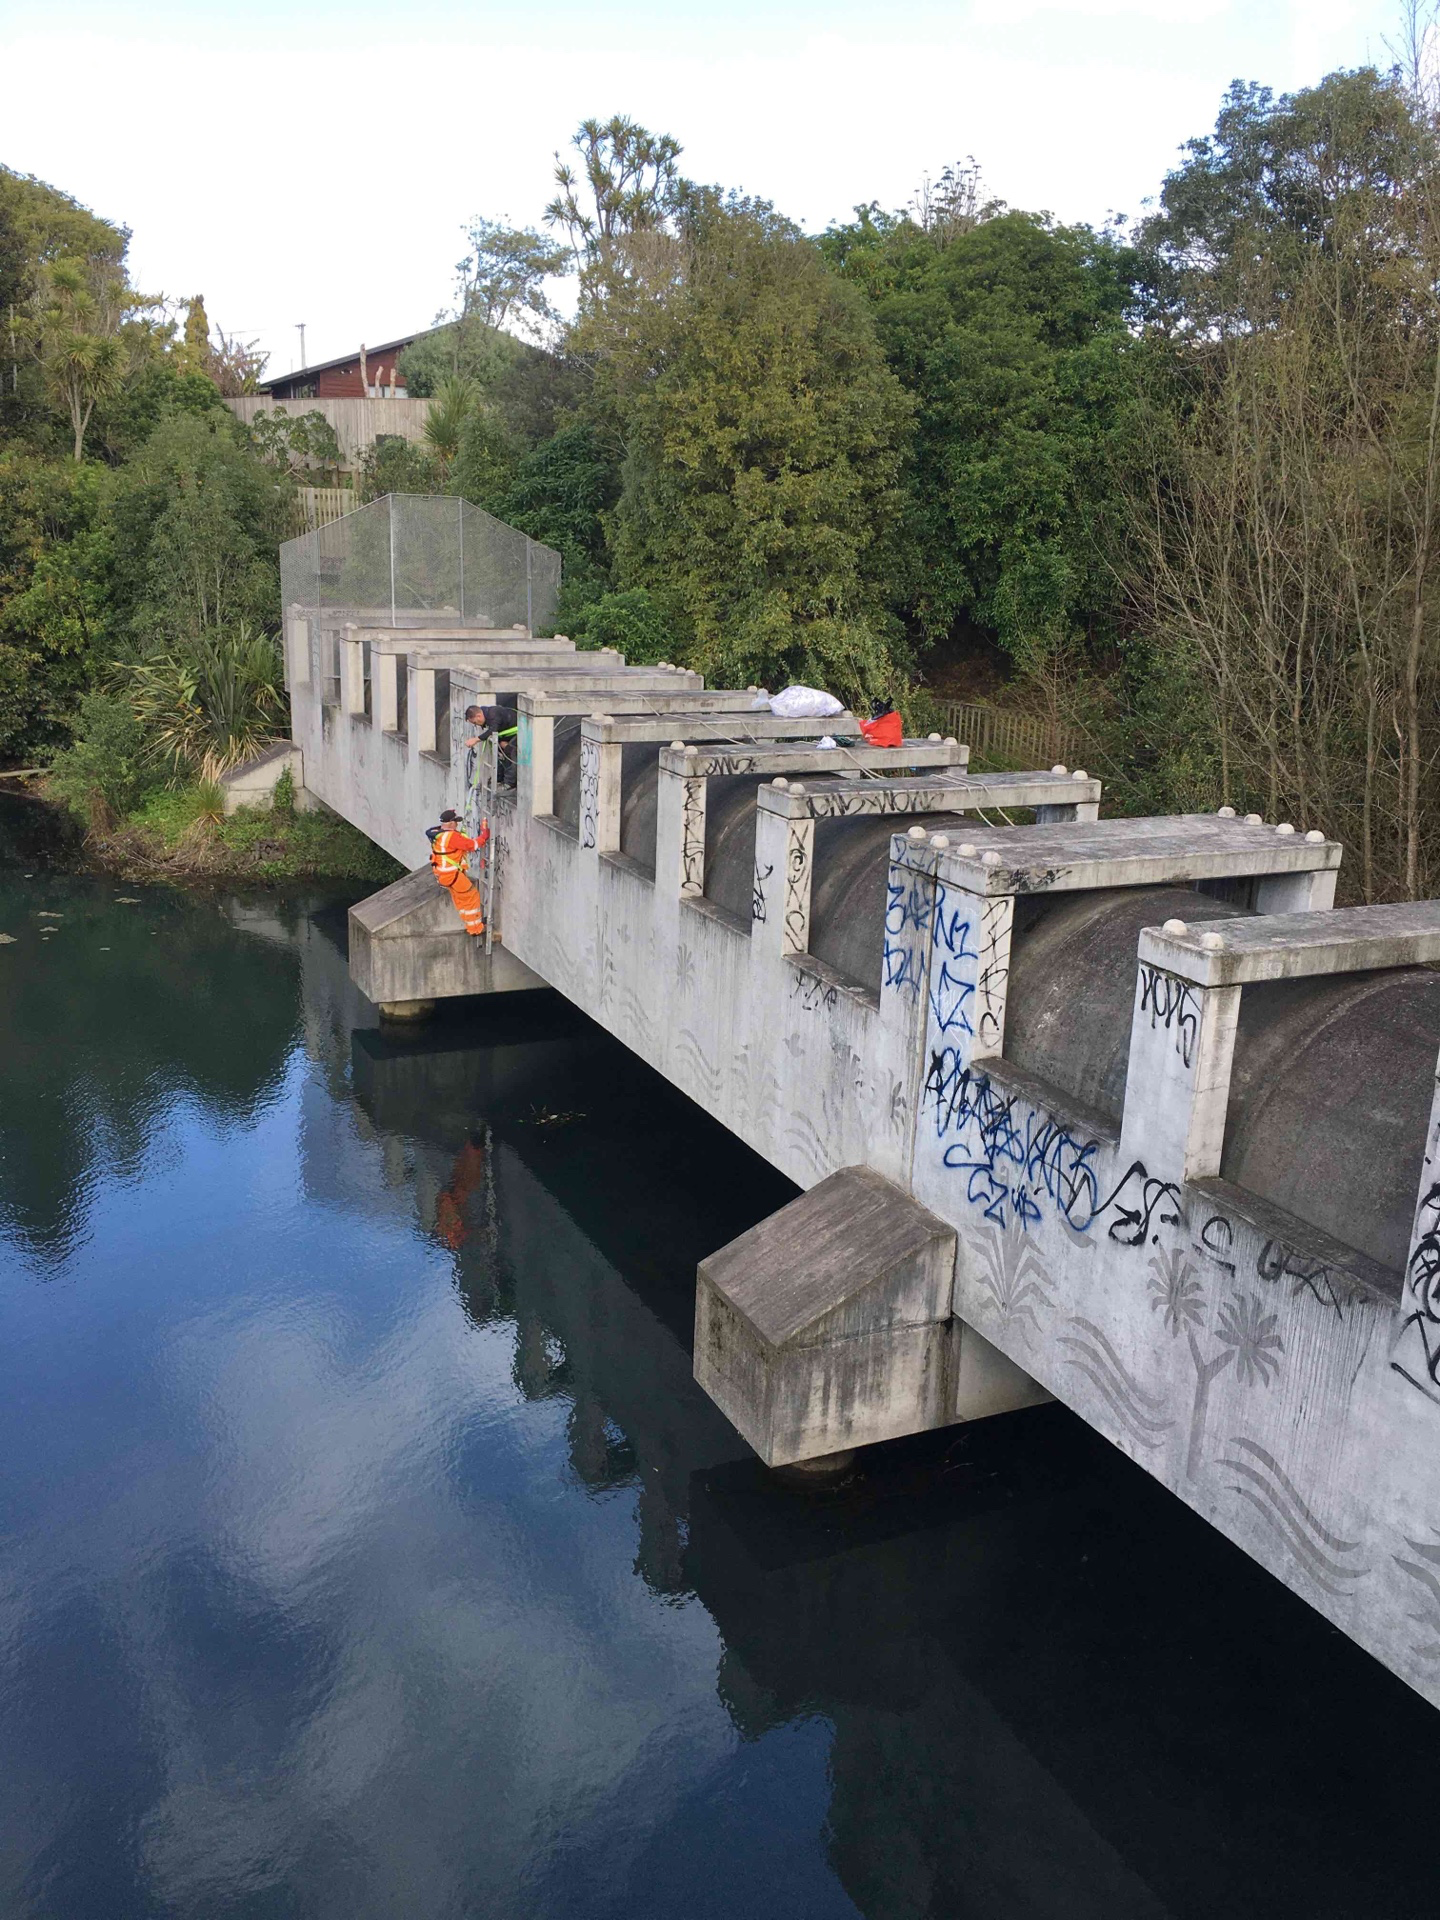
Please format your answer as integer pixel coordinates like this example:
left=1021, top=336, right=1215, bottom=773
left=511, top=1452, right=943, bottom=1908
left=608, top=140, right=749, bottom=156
left=462, top=733, right=497, bottom=955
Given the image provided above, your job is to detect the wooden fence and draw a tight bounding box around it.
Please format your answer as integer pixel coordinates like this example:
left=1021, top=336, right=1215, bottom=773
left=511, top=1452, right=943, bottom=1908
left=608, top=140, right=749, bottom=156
left=939, top=701, right=1084, bottom=771
left=292, top=487, right=361, bottom=536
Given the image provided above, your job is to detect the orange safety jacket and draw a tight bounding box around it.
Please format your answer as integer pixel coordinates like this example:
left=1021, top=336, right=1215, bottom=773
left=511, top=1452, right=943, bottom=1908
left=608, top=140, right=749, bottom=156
left=859, top=710, right=903, bottom=748
left=429, top=822, right=489, bottom=878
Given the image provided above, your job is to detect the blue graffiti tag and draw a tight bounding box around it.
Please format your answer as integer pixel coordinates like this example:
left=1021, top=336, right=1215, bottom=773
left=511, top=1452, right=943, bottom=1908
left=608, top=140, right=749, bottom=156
left=923, top=1049, right=1181, bottom=1244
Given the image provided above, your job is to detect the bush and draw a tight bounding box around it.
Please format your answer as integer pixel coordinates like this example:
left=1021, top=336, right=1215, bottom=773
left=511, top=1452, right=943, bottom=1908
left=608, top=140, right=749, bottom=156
left=48, top=690, right=160, bottom=823
left=570, top=587, right=681, bottom=664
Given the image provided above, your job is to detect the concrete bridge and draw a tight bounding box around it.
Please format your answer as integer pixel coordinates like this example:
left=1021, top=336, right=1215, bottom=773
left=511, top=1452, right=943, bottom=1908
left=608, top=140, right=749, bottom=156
left=272, top=586, right=1440, bottom=1714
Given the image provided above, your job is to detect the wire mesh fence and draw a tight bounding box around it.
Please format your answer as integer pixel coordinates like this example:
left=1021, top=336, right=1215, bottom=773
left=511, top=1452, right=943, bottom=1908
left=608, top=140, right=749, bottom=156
left=280, top=494, right=563, bottom=698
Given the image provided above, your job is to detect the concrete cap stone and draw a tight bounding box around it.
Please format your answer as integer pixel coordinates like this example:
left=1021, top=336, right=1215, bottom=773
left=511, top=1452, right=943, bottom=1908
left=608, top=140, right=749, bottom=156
left=1306, top=829, right=1326, bottom=842
left=1051, top=764, right=1068, bottom=775
left=930, top=834, right=950, bottom=848
left=1073, top=769, right=1088, bottom=780
left=1218, top=806, right=1236, bottom=818
left=982, top=850, right=1002, bottom=866
left=670, top=739, right=685, bottom=749
left=1162, top=918, right=1189, bottom=935
left=789, top=782, right=806, bottom=795
left=906, top=825, right=927, bottom=839
left=1199, top=931, right=1226, bottom=950
left=944, top=736, right=959, bottom=745
left=1276, top=822, right=1295, bottom=835
left=927, top=732, right=942, bottom=742
left=1245, top=813, right=1263, bottom=825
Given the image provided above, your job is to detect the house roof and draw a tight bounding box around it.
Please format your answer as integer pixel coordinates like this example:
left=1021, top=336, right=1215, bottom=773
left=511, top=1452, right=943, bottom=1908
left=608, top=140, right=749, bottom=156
left=257, top=328, right=437, bottom=392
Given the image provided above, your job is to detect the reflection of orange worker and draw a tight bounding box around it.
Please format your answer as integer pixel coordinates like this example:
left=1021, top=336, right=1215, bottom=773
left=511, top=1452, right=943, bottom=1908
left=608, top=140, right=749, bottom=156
left=426, top=808, right=489, bottom=936
left=436, top=1137, right=488, bottom=1250
left=859, top=697, right=904, bottom=748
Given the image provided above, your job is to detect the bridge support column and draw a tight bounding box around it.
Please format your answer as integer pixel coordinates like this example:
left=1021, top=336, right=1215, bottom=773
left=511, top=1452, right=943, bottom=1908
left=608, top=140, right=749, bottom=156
left=695, top=1165, right=1047, bottom=1467
left=348, top=867, right=546, bottom=1007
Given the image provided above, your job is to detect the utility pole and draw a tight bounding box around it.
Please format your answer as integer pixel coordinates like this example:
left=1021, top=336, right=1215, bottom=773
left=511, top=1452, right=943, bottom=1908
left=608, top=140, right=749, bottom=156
left=296, top=322, right=307, bottom=371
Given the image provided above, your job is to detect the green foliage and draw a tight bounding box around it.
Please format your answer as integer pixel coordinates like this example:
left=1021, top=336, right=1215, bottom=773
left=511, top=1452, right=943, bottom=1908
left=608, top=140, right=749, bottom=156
left=247, top=408, right=342, bottom=479
left=48, top=689, right=158, bottom=820
left=398, top=322, right=525, bottom=398
left=357, top=435, right=443, bottom=503
left=271, top=762, right=295, bottom=815
left=0, top=454, right=115, bottom=755
left=423, top=375, right=480, bottom=465
left=569, top=587, right=678, bottom=660
left=119, top=411, right=288, bottom=647
left=473, top=420, right=615, bottom=580
left=609, top=197, right=913, bottom=703
left=826, top=208, right=1142, bottom=663
left=128, top=622, right=286, bottom=780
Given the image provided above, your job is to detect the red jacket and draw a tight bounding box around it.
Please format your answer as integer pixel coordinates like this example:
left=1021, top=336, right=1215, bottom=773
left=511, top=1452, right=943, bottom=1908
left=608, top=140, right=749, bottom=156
left=859, top=710, right=903, bottom=748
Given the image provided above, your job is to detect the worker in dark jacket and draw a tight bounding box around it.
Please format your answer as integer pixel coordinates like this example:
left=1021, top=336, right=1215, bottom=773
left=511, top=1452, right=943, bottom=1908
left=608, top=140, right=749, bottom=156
left=427, top=809, right=489, bottom=935
left=464, top=704, right=519, bottom=786
left=859, top=697, right=903, bottom=749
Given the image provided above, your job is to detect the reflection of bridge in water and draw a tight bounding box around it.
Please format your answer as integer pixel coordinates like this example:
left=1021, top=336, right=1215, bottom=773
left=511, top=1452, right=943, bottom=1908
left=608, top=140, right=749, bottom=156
left=272, top=499, right=1440, bottom=1716
left=341, top=980, right=1440, bottom=1919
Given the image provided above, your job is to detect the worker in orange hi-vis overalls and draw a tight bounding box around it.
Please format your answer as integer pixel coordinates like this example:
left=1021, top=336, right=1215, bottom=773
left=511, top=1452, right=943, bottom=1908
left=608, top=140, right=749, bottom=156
left=426, top=808, right=490, bottom=936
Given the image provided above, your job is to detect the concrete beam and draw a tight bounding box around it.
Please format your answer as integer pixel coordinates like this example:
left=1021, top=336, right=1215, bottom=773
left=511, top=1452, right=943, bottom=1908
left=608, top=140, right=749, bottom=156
left=581, top=713, right=857, bottom=746
left=754, top=767, right=1101, bottom=823
left=895, top=812, right=1341, bottom=898
left=695, top=1164, right=1046, bottom=1466
left=1140, top=900, right=1440, bottom=988
left=657, top=740, right=968, bottom=779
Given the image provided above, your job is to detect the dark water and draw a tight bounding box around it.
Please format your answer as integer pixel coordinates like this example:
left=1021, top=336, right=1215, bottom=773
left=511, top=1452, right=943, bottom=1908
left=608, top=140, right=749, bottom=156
left=3, top=796, right=1440, bottom=1920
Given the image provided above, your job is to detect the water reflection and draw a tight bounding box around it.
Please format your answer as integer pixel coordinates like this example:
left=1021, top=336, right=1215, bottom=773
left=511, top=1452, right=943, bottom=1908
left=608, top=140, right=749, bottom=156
left=2, top=864, right=1440, bottom=1919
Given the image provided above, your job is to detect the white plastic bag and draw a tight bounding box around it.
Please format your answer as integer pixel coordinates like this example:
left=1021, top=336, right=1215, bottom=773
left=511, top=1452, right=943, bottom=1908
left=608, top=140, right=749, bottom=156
left=769, top=684, right=844, bottom=719
left=816, top=735, right=838, bottom=750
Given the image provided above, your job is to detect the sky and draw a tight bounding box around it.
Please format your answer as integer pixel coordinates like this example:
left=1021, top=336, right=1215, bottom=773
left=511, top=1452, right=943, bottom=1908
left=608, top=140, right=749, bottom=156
left=0, top=0, right=1410, bottom=380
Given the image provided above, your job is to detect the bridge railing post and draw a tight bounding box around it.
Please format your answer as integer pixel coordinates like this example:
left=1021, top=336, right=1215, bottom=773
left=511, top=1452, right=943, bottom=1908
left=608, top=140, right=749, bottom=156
left=1119, top=960, right=1241, bottom=1184
left=578, top=716, right=622, bottom=853
left=751, top=784, right=813, bottom=955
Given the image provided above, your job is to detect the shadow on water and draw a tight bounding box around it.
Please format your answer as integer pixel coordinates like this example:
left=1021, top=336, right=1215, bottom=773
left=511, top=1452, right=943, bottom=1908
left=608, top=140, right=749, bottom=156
left=3, top=859, right=1440, bottom=1919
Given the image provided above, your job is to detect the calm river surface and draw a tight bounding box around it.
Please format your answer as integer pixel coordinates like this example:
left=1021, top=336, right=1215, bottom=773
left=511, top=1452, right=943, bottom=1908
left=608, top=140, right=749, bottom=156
left=3, top=799, right=1440, bottom=1919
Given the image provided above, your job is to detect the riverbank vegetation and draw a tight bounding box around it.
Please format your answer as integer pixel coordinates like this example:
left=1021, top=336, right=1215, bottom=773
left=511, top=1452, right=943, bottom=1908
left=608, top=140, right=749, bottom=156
left=4, top=20, right=1440, bottom=899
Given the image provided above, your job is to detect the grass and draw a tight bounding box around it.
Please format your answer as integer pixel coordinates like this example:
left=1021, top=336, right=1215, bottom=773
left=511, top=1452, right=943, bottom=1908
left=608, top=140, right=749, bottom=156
left=61, top=781, right=403, bottom=887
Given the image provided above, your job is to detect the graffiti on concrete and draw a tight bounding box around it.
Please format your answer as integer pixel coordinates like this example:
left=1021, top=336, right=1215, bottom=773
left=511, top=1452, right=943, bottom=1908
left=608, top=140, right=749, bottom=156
left=783, top=829, right=810, bottom=952
left=970, top=1228, right=1055, bottom=1336
left=883, top=869, right=931, bottom=1002
left=791, top=968, right=839, bottom=1015
left=1138, top=962, right=1200, bottom=1069
left=1395, top=1532, right=1440, bottom=1664
left=1257, top=1238, right=1347, bottom=1319
left=1393, top=1179, right=1440, bottom=1403
left=1059, top=1314, right=1175, bottom=1450
left=579, top=737, right=599, bottom=850
left=1147, top=1247, right=1283, bottom=1479
left=1220, top=1436, right=1369, bottom=1597
left=923, top=1051, right=1183, bottom=1244
left=681, top=779, right=705, bottom=894
left=752, top=859, right=773, bottom=924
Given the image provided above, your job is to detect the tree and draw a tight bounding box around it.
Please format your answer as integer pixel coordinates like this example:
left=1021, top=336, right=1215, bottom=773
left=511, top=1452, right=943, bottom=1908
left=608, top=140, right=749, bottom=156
left=423, top=375, right=480, bottom=466
left=546, top=115, right=683, bottom=272
left=823, top=206, right=1143, bottom=664
left=454, top=218, right=567, bottom=342
left=33, top=255, right=160, bottom=460
left=1125, top=59, right=1440, bottom=900
left=609, top=196, right=914, bottom=700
